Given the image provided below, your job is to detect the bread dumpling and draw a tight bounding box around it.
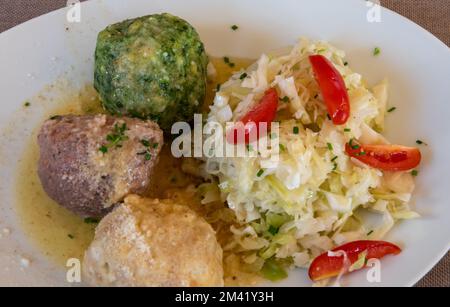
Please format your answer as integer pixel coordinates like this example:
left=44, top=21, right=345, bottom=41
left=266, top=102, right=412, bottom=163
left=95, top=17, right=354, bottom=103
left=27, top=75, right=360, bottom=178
left=82, top=194, right=224, bottom=286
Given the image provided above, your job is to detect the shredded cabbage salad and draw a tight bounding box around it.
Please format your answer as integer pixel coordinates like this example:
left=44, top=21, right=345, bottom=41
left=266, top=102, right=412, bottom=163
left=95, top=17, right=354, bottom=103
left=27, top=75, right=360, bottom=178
left=200, top=38, right=418, bottom=281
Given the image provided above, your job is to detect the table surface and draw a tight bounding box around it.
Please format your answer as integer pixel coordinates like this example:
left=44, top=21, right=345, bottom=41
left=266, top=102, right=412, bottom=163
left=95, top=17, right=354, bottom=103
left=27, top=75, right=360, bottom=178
left=0, top=0, right=448, bottom=287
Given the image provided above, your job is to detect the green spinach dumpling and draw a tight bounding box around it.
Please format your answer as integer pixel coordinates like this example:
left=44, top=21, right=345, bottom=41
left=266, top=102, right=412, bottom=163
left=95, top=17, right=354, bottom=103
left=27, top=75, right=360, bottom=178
left=94, top=13, right=208, bottom=131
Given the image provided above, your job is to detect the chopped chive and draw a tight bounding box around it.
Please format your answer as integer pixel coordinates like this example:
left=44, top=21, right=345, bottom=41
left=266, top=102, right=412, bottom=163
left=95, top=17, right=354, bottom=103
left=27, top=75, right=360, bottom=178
left=145, top=153, right=152, bottom=161
left=257, top=169, right=264, bottom=177
left=293, top=126, right=299, bottom=134
left=373, top=47, right=381, bottom=56
left=239, top=72, right=248, bottom=80
left=223, top=56, right=235, bottom=67
left=327, top=143, right=333, bottom=151
left=357, top=151, right=367, bottom=156
left=411, top=170, right=419, bottom=177
left=344, top=61, right=349, bottom=66
left=387, top=107, right=396, bottom=113
left=280, top=96, right=289, bottom=103
left=416, top=140, right=427, bottom=146
left=24, top=102, right=31, bottom=107
left=141, top=139, right=150, bottom=147
left=68, top=234, right=74, bottom=239
left=279, top=144, right=286, bottom=152
left=231, top=24, right=239, bottom=31
left=332, top=162, right=338, bottom=171
left=84, top=217, right=99, bottom=224
left=246, top=144, right=253, bottom=151
left=344, top=128, right=351, bottom=132
left=367, top=230, right=374, bottom=236
left=100, top=122, right=129, bottom=154
left=268, top=225, right=279, bottom=236
left=216, top=83, right=221, bottom=91
left=152, top=142, right=159, bottom=149
left=331, top=156, right=338, bottom=162
left=349, top=138, right=360, bottom=150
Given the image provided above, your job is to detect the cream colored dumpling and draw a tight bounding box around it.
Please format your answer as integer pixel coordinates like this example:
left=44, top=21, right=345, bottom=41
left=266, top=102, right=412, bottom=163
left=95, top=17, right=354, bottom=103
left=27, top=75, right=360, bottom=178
left=82, top=194, right=224, bottom=286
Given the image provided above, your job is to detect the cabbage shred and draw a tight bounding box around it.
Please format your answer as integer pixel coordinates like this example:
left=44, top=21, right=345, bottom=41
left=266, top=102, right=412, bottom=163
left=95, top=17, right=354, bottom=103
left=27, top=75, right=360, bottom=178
left=202, top=38, right=418, bottom=279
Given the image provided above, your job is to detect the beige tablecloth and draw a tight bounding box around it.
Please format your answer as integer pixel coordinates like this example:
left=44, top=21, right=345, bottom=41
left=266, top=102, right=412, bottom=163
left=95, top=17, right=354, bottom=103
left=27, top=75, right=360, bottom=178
left=0, top=0, right=448, bottom=287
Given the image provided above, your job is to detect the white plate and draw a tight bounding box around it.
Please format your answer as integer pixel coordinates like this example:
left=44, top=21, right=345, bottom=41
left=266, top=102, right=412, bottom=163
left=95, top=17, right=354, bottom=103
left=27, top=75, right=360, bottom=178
left=0, top=0, right=449, bottom=287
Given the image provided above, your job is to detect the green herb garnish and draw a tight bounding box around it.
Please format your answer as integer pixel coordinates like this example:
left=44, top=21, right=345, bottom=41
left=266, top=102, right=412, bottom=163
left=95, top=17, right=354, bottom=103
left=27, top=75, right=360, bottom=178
left=327, top=143, right=333, bottom=151
left=279, top=144, right=286, bottom=152
left=99, top=122, right=128, bottom=153
left=367, top=230, right=374, bottom=236
left=349, top=138, right=360, bottom=150
left=141, top=139, right=151, bottom=147
left=411, top=170, right=419, bottom=177
left=68, top=234, right=74, bottom=239
left=223, top=56, right=235, bottom=68
left=24, top=102, right=31, bottom=107
left=387, top=107, right=396, bottom=113
left=268, top=225, right=279, bottom=236
left=373, top=47, right=381, bottom=56
left=216, top=83, right=221, bottom=92
left=239, top=72, right=248, bottom=80
left=344, top=128, right=351, bottom=132
left=280, top=96, right=289, bottom=103
left=293, top=126, right=299, bottom=134
left=138, top=139, right=157, bottom=160
left=84, top=217, right=99, bottom=224
left=257, top=169, right=264, bottom=177
left=231, top=25, right=239, bottom=31
left=416, top=140, right=427, bottom=146
left=331, top=156, right=338, bottom=162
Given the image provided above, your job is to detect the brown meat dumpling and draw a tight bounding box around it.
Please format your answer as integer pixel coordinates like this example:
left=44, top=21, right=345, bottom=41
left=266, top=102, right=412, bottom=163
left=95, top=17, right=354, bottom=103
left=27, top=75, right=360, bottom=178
left=37, top=115, right=163, bottom=217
